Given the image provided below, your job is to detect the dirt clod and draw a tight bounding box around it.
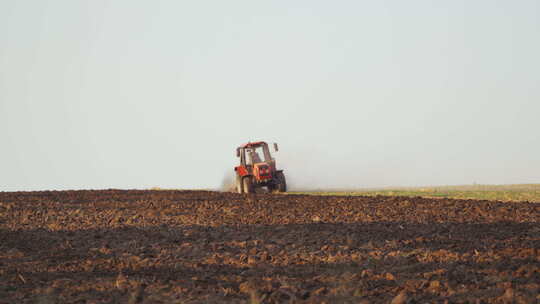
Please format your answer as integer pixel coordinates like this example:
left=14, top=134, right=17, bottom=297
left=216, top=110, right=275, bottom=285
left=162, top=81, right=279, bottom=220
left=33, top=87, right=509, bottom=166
left=390, top=291, right=408, bottom=304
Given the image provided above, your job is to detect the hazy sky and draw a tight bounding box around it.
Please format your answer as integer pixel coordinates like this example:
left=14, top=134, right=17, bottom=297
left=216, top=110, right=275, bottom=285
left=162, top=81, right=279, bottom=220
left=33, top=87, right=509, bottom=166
left=1, top=1, right=539, bottom=191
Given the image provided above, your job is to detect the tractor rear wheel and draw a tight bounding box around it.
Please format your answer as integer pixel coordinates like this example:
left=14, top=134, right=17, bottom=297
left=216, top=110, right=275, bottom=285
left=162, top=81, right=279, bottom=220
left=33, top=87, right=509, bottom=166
left=242, top=177, right=254, bottom=194
left=276, top=172, right=287, bottom=192
left=236, top=175, right=243, bottom=193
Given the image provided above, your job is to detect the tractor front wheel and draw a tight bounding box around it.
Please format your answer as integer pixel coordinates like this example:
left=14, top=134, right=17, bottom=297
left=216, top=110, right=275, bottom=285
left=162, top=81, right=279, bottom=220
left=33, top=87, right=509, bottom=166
left=242, top=177, right=254, bottom=194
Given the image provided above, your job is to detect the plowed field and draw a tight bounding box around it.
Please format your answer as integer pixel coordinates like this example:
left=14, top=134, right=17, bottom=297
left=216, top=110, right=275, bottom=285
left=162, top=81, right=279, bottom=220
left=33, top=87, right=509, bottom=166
left=1, top=190, right=539, bottom=303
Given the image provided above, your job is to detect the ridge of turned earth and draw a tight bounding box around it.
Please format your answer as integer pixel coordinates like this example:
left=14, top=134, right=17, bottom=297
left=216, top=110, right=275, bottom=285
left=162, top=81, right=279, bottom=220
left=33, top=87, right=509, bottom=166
left=1, top=190, right=539, bottom=303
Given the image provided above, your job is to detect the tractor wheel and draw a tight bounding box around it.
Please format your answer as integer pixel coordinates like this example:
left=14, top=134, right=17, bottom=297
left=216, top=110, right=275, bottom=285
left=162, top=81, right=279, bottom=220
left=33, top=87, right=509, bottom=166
left=236, top=175, right=243, bottom=194
left=276, top=172, right=287, bottom=192
left=242, top=177, right=254, bottom=194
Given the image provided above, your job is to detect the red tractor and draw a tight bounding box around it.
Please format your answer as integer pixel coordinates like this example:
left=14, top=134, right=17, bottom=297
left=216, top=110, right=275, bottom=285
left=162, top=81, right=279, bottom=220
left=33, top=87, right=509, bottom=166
left=234, top=141, right=287, bottom=193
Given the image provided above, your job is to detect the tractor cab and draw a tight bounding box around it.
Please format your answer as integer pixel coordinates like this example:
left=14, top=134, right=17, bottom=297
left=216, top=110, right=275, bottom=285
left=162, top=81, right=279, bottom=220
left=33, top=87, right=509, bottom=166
left=234, top=141, right=286, bottom=194
left=239, top=143, right=272, bottom=166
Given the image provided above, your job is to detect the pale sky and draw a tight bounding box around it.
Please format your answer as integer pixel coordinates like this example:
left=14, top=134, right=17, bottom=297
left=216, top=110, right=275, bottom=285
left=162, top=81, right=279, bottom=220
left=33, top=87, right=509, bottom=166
left=1, top=1, right=539, bottom=191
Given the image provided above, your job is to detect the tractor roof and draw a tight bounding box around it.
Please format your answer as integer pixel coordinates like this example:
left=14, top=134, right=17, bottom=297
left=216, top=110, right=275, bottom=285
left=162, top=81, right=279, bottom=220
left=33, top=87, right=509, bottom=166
left=239, top=141, right=267, bottom=148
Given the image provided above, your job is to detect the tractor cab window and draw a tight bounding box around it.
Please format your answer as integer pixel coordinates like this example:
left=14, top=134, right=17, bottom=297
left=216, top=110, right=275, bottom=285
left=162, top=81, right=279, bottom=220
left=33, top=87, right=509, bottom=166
left=246, top=146, right=267, bottom=165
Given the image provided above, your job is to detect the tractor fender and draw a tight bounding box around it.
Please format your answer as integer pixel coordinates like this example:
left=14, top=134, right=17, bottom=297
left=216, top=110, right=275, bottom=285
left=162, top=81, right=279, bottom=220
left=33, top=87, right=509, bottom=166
left=234, top=166, right=250, bottom=177
left=272, top=170, right=284, bottom=181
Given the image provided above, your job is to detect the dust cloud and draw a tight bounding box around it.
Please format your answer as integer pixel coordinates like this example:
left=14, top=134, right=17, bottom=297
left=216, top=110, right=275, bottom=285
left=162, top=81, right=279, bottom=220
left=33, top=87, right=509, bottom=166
left=220, top=171, right=236, bottom=192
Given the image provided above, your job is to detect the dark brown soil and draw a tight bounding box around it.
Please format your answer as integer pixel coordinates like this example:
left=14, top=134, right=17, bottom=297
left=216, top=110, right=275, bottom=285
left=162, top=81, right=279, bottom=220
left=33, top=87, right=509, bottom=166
left=1, top=190, right=539, bottom=303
